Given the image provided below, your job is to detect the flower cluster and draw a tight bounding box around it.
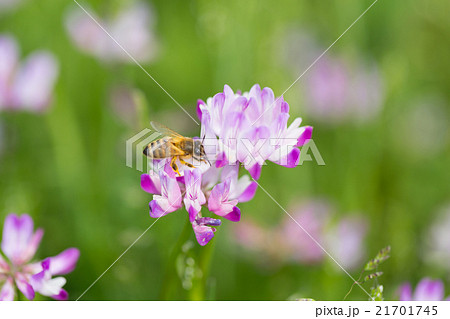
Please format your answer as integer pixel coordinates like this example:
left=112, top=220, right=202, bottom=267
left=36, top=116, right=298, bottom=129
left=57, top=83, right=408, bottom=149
left=197, top=84, right=313, bottom=179
left=141, top=84, right=312, bottom=246
left=0, top=35, right=59, bottom=112
left=0, top=214, right=79, bottom=301
left=399, top=278, right=450, bottom=301
left=65, top=1, right=158, bottom=63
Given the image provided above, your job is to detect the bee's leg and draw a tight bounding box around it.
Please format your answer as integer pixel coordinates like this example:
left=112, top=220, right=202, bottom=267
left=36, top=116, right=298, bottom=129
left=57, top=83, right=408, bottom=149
left=170, top=157, right=181, bottom=175
left=179, top=158, right=194, bottom=168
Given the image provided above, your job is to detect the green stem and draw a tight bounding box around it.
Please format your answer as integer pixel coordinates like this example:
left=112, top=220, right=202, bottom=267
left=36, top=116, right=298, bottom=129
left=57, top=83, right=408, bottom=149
left=189, top=239, right=215, bottom=301
left=159, top=218, right=193, bottom=300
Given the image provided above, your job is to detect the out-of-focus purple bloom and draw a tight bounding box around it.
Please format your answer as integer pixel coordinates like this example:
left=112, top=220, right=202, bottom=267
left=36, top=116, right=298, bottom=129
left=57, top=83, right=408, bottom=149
left=304, top=56, right=383, bottom=124
left=233, top=200, right=367, bottom=269
left=109, top=85, right=140, bottom=128
left=326, top=217, right=367, bottom=270
left=65, top=1, right=158, bottom=63
left=198, top=84, right=312, bottom=179
left=278, top=201, right=329, bottom=264
left=0, top=35, right=58, bottom=112
left=399, top=278, right=450, bottom=301
left=283, top=31, right=383, bottom=124
left=0, top=214, right=79, bottom=301
left=141, top=84, right=311, bottom=246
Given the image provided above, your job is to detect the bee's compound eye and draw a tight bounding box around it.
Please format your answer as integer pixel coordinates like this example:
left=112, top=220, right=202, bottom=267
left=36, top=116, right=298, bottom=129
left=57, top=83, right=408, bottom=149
left=194, top=141, right=201, bottom=155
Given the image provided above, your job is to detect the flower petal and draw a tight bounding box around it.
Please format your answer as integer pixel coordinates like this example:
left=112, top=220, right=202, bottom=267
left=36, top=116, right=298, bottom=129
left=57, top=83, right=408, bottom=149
left=196, top=99, right=205, bottom=121
left=413, top=278, right=444, bottom=301
left=0, top=277, right=15, bottom=301
left=48, top=248, right=80, bottom=276
left=192, top=223, right=215, bottom=246
left=140, top=172, right=161, bottom=194
left=21, top=228, right=44, bottom=265
left=1, top=213, right=36, bottom=265
left=296, top=126, right=313, bottom=147
left=247, top=163, right=261, bottom=180
left=208, top=179, right=238, bottom=216
left=238, top=181, right=258, bottom=203
left=223, top=206, right=241, bottom=222
left=51, top=288, right=68, bottom=301
left=15, top=277, right=35, bottom=300
left=398, top=283, right=412, bottom=301
left=276, top=147, right=300, bottom=168
left=12, top=51, right=59, bottom=111
left=35, top=277, right=67, bottom=298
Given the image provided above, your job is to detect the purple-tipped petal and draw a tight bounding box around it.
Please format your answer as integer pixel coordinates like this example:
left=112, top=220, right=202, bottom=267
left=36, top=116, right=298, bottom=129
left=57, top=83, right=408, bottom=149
left=215, top=151, right=228, bottom=168
left=248, top=163, right=261, bottom=180
left=52, top=288, right=68, bottom=301
left=49, top=248, right=80, bottom=276
left=149, top=195, right=181, bottom=218
left=1, top=213, right=36, bottom=265
left=278, top=147, right=300, bottom=168
left=196, top=99, right=205, bottom=121
left=238, top=181, right=258, bottom=202
left=0, top=278, right=15, bottom=301
left=414, top=278, right=445, bottom=301
left=192, top=223, right=215, bottom=246
left=140, top=173, right=161, bottom=195
left=223, top=206, right=241, bottom=222
left=296, top=126, right=313, bottom=147
left=15, top=277, right=35, bottom=300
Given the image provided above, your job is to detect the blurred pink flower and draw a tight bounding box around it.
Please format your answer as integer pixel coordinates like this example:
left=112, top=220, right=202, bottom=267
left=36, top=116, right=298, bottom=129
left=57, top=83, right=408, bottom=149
left=326, top=216, right=367, bottom=270
left=283, top=31, right=384, bottom=124
left=399, top=278, right=450, bottom=301
left=0, top=214, right=79, bottom=301
left=278, top=201, right=330, bottom=264
left=0, top=35, right=59, bottom=112
left=109, top=85, right=139, bottom=127
left=234, top=200, right=368, bottom=269
left=65, top=1, right=158, bottom=63
left=304, top=56, right=383, bottom=124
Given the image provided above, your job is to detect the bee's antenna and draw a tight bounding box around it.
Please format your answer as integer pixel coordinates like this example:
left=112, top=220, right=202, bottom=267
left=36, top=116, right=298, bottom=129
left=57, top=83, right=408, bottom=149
left=200, top=134, right=211, bottom=166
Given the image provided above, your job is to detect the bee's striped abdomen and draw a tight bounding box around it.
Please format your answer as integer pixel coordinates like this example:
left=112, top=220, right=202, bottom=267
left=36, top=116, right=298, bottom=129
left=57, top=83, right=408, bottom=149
left=144, top=137, right=173, bottom=159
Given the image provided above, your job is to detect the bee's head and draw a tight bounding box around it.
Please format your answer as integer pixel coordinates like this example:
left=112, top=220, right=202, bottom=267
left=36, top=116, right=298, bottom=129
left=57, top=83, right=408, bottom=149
left=193, top=139, right=205, bottom=159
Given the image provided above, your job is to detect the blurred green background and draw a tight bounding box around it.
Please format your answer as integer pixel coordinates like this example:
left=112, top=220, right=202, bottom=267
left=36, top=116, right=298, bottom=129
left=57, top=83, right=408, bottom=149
left=1, top=0, right=450, bottom=300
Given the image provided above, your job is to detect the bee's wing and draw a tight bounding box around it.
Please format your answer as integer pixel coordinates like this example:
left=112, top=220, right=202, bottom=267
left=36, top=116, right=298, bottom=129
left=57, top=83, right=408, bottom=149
left=151, top=121, right=184, bottom=138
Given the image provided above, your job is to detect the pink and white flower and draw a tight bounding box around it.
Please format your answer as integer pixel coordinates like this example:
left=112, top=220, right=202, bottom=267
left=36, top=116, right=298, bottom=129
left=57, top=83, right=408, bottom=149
left=197, top=84, right=312, bottom=179
left=0, top=214, right=79, bottom=301
left=0, top=35, right=58, bottom=112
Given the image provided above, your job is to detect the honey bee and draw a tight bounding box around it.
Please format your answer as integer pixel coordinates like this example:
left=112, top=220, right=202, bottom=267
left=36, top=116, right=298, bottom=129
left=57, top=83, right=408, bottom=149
left=143, top=121, right=209, bottom=175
